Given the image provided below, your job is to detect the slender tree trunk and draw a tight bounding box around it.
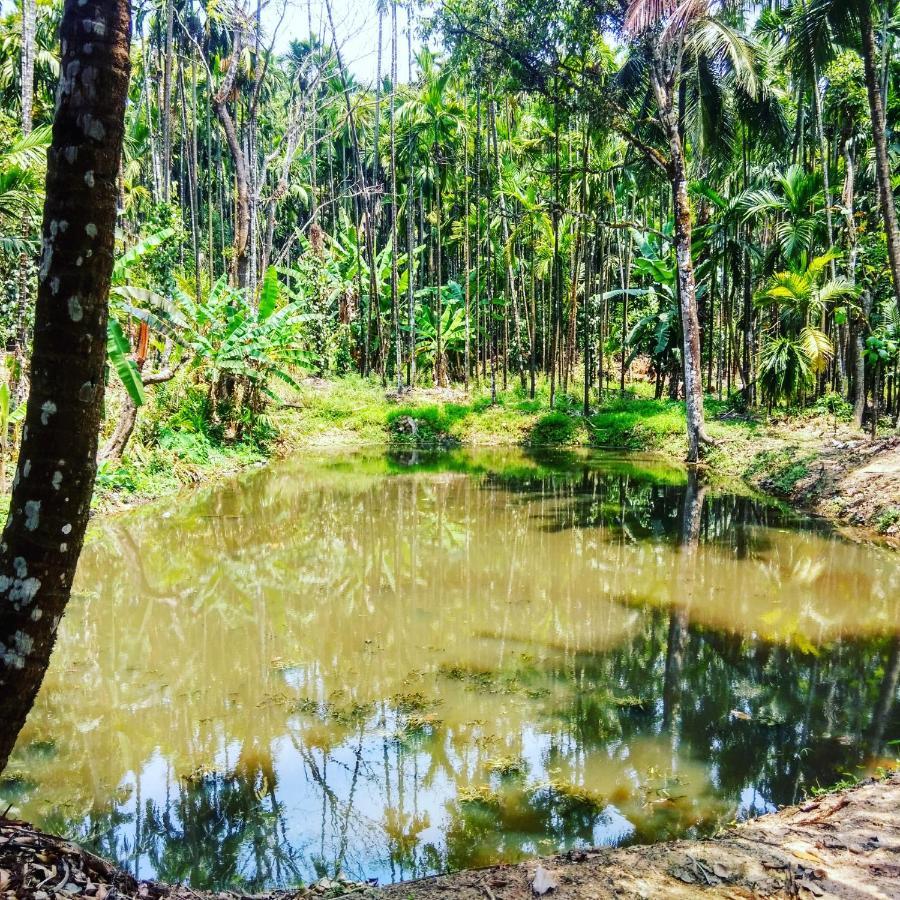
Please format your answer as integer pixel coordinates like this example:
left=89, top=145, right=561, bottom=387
left=178, top=60, right=201, bottom=301
left=12, top=0, right=38, bottom=407
left=162, top=0, right=174, bottom=201
left=549, top=109, right=561, bottom=407
left=652, top=59, right=711, bottom=463
left=489, top=101, right=525, bottom=389
left=860, top=1, right=900, bottom=316
left=0, top=0, right=132, bottom=775
left=435, top=174, right=445, bottom=386
left=324, top=0, right=379, bottom=377
left=20, top=0, right=36, bottom=133
left=213, top=25, right=250, bottom=289
left=389, top=0, right=401, bottom=391
left=853, top=291, right=873, bottom=428
left=463, top=123, right=471, bottom=392
left=406, top=13, right=416, bottom=387
left=842, top=134, right=858, bottom=400
left=99, top=364, right=182, bottom=462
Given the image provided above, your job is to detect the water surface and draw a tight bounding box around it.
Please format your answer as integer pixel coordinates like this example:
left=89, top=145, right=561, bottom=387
left=5, top=449, right=900, bottom=891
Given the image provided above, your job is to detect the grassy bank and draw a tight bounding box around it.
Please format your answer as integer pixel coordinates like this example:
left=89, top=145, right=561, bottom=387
left=88, top=374, right=899, bottom=538
left=280, top=374, right=759, bottom=456
left=281, top=375, right=899, bottom=538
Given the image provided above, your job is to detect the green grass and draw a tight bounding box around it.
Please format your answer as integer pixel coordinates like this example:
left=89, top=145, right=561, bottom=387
left=743, top=446, right=816, bottom=495
left=283, top=375, right=774, bottom=458
left=280, top=374, right=391, bottom=447
left=87, top=374, right=844, bottom=517
left=93, top=431, right=266, bottom=512
left=586, top=397, right=687, bottom=450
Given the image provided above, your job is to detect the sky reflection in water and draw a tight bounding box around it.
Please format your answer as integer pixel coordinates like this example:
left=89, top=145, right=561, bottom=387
left=5, top=449, right=900, bottom=891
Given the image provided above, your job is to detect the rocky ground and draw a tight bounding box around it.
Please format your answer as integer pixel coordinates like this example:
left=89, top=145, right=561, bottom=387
left=2, top=774, right=898, bottom=900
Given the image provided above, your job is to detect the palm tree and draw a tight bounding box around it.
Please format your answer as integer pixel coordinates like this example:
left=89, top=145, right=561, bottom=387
left=399, top=50, right=462, bottom=386
left=0, top=0, right=133, bottom=774
left=621, top=0, right=763, bottom=460
left=755, top=252, right=858, bottom=405
left=801, top=0, right=900, bottom=317
left=0, top=124, right=48, bottom=255
left=740, top=164, right=827, bottom=267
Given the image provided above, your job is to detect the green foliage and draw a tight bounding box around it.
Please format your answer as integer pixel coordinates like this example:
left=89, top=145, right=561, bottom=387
left=387, top=404, right=462, bottom=447
left=875, top=506, right=900, bottom=534
left=587, top=397, right=687, bottom=450
left=106, top=319, right=147, bottom=407
left=758, top=336, right=813, bottom=406
left=756, top=255, right=857, bottom=406
left=528, top=411, right=579, bottom=446
left=744, top=447, right=814, bottom=495
left=813, top=391, right=853, bottom=421
left=605, top=229, right=681, bottom=374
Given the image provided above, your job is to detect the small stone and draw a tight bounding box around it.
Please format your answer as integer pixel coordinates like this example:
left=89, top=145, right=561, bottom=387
left=532, top=865, right=560, bottom=894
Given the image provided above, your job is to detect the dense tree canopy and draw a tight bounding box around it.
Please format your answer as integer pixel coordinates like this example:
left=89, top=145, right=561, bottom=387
left=0, top=0, right=897, bottom=464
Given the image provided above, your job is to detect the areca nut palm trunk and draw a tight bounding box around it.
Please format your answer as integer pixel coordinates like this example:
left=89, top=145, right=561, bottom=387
left=649, top=53, right=712, bottom=463
left=213, top=22, right=252, bottom=289
left=21, top=0, right=37, bottom=134
left=859, top=0, right=900, bottom=318
left=13, top=0, right=38, bottom=406
left=0, top=0, right=132, bottom=774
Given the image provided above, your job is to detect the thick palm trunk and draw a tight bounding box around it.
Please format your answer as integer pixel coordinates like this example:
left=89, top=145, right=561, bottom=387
left=649, top=52, right=711, bottom=462
left=860, top=1, right=900, bottom=316
left=0, top=0, right=132, bottom=774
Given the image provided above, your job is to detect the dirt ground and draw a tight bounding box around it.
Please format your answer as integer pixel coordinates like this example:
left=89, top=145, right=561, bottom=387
left=729, top=420, right=900, bottom=544
left=2, top=774, right=898, bottom=900
left=793, top=433, right=900, bottom=540
left=380, top=773, right=900, bottom=900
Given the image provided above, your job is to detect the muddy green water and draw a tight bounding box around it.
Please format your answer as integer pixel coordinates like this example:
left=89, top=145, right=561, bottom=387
left=4, top=449, right=900, bottom=891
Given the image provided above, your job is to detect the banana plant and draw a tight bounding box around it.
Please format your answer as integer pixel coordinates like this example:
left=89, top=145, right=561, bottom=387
left=106, top=318, right=146, bottom=407
left=105, top=226, right=177, bottom=408
left=115, top=267, right=314, bottom=401
left=604, top=229, right=684, bottom=377
left=414, top=282, right=467, bottom=368
left=0, top=380, right=26, bottom=494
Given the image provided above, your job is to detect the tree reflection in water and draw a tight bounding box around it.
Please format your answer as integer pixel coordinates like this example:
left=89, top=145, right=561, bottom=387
left=3, top=450, right=898, bottom=890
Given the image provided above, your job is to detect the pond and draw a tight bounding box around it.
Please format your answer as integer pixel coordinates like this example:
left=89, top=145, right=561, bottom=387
left=4, top=449, right=900, bottom=892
